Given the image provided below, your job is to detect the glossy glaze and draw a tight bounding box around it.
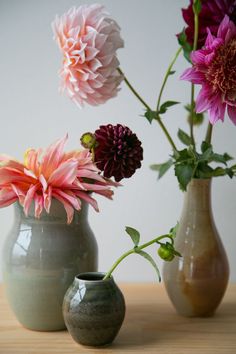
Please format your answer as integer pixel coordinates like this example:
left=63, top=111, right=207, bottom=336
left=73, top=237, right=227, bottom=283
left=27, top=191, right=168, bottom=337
left=63, top=272, right=125, bottom=346
left=2, top=200, right=98, bottom=331
left=163, top=179, right=229, bottom=317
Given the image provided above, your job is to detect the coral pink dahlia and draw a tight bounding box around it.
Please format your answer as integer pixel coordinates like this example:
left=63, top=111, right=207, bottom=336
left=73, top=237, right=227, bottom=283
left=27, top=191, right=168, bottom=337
left=0, top=135, right=114, bottom=223
left=52, top=4, right=124, bottom=107
left=181, top=15, right=236, bottom=125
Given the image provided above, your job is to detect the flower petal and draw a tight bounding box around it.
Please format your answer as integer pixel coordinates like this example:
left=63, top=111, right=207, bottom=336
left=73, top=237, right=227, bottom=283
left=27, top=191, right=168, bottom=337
left=40, top=134, right=68, bottom=179
left=51, top=192, right=74, bottom=224
left=24, top=184, right=39, bottom=216
left=75, top=191, right=99, bottom=212
left=53, top=189, right=81, bottom=210
left=0, top=188, right=18, bottom=208
left=180, top=67, right=205, bottom=84
left=227, top=105, right=236, bottom=125
left=48, top=159, right=78, bottom=187
left=195, top=86, right=213, bottom=113
left=34, top=194, right=43, bottom=218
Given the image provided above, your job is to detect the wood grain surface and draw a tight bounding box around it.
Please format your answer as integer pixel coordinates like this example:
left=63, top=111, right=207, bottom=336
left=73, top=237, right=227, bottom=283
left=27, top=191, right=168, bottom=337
left=0, top=283, right=235, bottom=354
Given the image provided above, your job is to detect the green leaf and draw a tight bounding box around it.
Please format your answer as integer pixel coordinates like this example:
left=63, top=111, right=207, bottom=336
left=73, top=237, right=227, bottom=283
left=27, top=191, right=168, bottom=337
left=174, top=148, right=194, bottom=163
left=230, top=164, right=236, bottom=172
left=144, top=109, right=157, bottom=124
left=169, top=71, right=176, bottom=75
left=226, top=168, right=234, bottom=178
left=224, top=153, right=234, bottom=162
left=211, top=167, right=226, bottom=177
left=201, top=147, right=213, bottom=161
left=175, top=163, right=194, bottom=190
left=150, top=159, right=173, bottom=179
left=178, top=29, right=192, bottom=62
left=195, top=163, right=213, bottom=178
left=135, top=249, right=161, bottom=281
left=159, top=101, right=180, bottom=114
left=193, top=0, right=202, bottom=15
left=177, top=129, right=192, bottom=146
left=169, top=222, right=179, bottom=238
left=125, top=226, right=140, bottom=246
left=211, top=153, right=228, bottom=165
left=201, top=141, right=212, bottom=153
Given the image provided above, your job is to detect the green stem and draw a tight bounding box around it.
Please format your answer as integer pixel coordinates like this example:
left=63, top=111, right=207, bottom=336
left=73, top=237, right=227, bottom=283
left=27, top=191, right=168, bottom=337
left=205, top=123, right=213, bottom=144
left=118, top=68, right=151, bottom=111
left=103, top=234, right=172, bottom=280
left=118, top=68, right=177, bottom=151
left=190, top=84, right=195, bottom=146
left=156, top=115, right=177, bottom=151
left=156, top=47, right=182, bottom=112
left=189, top=1, right=200, bottom=149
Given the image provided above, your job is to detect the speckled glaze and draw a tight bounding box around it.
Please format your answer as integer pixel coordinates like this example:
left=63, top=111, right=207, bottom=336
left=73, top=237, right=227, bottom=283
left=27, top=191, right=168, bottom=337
left=163, top=179, right=229, bottom=317
left=63, top=272, right=126, bottom=346
left=2, top=200, right=98, bottom=331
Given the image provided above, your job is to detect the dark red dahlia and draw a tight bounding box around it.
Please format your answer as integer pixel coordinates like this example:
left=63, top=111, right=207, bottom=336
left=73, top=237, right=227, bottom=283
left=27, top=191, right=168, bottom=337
left=94, top=124, right=143, bottom=182
left=181, top=0, right=236, bottom=48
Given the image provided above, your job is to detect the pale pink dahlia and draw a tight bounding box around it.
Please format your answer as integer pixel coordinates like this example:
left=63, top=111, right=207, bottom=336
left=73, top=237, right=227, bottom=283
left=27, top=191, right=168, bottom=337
left=181, top=15, right=236, bottom=125
left=0, top=135, right=114, bottom=223
left=52, top=4, right=124, bottom=107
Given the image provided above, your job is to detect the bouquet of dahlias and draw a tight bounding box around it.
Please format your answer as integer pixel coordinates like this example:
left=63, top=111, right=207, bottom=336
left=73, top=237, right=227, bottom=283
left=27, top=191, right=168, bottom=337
left=0, top=133, right=143, bottom=223
left=52, top=2, right=236, bottom=190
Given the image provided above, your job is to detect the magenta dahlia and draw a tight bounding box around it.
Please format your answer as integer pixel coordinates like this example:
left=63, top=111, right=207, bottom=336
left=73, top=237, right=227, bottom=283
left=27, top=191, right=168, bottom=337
left=94, top=124, right=143, bottom=182
left=52, top=4, right=124, bottom=107
left=181, top=15, right=236, bottom=125
left=181, top=0, right=236, bottom=48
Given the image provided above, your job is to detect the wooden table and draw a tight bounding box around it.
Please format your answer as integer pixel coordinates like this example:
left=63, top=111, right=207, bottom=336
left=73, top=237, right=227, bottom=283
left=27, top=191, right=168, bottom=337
left=0, top=284, right=235, bottom=354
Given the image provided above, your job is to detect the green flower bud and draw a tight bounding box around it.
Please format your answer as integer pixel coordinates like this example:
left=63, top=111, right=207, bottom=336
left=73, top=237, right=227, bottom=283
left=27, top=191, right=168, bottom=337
left=80, top=132, right=97, bottom=149
left=158, top=244, right=175, bottom=262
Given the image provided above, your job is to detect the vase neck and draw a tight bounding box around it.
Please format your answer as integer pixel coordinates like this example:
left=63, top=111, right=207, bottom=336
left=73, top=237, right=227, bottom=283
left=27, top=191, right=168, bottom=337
left=14, top=199, right=89, bottom=224
left=183, top=179, right=212, bottom=212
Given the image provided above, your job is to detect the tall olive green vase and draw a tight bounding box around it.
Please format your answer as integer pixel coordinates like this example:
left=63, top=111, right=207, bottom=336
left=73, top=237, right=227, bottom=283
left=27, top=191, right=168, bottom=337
left=2, top=200, right=98, bottom=331
left=163, top=178, right=229, bottom=317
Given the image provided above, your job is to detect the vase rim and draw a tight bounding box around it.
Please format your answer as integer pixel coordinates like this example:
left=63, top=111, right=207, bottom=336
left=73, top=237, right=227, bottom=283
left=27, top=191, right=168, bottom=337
left=75, top=272, right=113, bottom=283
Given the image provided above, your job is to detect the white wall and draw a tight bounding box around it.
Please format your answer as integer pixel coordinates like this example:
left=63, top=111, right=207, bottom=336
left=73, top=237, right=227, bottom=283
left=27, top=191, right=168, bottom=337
left=0, top=0, right=235, bottom=282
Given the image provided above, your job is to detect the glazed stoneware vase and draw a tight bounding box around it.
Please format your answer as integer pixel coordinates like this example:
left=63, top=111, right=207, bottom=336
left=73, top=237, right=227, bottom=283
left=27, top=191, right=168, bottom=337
left=63, top=272, right=125, bottom=346
left=163, top=178, right=229, bottom=317
left=2, top=200, right=98, bottom=331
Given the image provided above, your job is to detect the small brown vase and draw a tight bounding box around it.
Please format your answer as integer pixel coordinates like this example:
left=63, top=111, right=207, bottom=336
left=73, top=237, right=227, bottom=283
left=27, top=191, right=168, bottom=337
left=163, top=178, right=229, bottom=317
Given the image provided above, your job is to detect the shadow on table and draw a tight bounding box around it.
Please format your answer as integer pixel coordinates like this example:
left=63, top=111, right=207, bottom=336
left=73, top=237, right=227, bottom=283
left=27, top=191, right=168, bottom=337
left=111, top=302, right=176, bottom=349
left=109, top=300, right=235, bottom=350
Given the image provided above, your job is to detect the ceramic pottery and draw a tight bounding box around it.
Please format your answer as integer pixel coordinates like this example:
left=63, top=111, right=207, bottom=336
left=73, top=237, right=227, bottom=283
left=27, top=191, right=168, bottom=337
left=163, top=178, right=229, bottom=317
left=2, top=200, right=98, bottom=331
left=63, top=272, right=125, bottom=346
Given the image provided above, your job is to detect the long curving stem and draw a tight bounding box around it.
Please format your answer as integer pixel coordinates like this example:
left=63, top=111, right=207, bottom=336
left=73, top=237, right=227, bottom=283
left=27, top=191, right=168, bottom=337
left=103, top=234, right=173, bottom=280
left=118, top=68, right=177, bottom=151
left=189, top=1, right=200, bottom=148
left=156, top=47, right=182, bottom=113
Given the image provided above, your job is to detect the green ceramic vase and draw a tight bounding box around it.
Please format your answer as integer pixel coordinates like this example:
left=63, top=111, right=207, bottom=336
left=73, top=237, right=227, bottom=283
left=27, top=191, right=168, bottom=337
left=63, top=272, right=126, bottom=346
left=2, top=200, right=98, bottom=331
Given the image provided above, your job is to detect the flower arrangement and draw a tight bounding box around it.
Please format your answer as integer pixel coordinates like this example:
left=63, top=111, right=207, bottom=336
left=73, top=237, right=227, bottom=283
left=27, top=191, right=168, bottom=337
left=0, top=133, right=143, bottom=223
left=53, top=1, right=236, bottom=190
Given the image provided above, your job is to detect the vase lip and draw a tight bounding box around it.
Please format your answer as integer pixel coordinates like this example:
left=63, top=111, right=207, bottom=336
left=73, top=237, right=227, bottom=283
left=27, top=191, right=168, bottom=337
left=75, top=272, right=113, bottom=284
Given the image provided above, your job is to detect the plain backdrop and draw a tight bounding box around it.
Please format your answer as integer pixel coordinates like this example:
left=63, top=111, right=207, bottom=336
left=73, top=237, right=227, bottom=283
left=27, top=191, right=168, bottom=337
left=0, top=0, right=235, bottom=282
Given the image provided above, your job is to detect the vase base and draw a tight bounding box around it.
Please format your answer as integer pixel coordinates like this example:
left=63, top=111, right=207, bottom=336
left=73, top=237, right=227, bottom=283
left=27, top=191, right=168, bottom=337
left=21, top=323, right=67, bottom=332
